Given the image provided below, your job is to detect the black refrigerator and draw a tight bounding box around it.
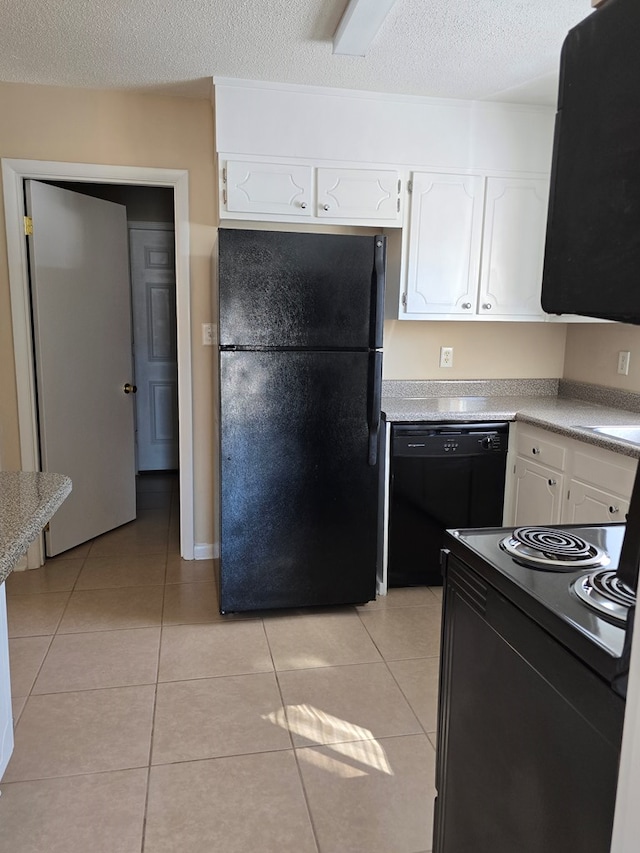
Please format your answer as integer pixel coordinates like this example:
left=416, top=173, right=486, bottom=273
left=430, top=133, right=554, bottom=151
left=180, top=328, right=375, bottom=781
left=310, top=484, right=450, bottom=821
left=217, top=228, right=386, bottom=613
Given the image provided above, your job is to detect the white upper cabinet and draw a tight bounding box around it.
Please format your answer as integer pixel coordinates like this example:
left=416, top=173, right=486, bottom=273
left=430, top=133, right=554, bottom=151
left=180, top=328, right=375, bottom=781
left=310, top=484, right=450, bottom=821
left=405, top=172, right=484, bottom=315
left=478, top=177, right=550, bottom=318
left=316, top=167, right=400, bottom=222
left=221, top=159, right=402, bottom=226
left=401, top=173, right=549, bottom=321
left=224, top=161, right=312, bottom=217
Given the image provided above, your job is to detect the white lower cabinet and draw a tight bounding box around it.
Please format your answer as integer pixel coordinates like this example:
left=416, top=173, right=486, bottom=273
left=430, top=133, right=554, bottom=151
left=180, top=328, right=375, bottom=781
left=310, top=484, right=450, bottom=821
left=505, top=424, right=638, bottom=527
left=512, top=457, right=564, bottom=526
left=0, top=583, right=14, bottom=781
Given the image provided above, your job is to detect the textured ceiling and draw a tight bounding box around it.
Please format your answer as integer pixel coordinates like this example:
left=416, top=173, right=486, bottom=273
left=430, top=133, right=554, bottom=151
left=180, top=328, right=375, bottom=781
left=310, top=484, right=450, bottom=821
left=0, top=0, right=592, bottom=104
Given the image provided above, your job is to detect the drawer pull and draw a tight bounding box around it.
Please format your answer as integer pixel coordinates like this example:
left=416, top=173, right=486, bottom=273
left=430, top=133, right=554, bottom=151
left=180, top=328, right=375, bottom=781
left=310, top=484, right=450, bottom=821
left=609, top=505, right=620, bottom=514
left=548, top=479, right=556, bottom=487
left=532, top=447, right=540, bottom=455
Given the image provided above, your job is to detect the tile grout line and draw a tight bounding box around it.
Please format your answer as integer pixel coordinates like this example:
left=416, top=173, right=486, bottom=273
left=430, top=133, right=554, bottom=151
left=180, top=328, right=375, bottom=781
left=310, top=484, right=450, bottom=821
left=261, top=618, right=322, bottom=853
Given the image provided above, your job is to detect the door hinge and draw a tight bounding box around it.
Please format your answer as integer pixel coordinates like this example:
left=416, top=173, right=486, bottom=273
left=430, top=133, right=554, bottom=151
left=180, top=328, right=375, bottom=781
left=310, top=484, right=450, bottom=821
left=24, top=216, right=33, bottom=236
left=401, top=292, right=407, bottom=308
left=407, top=180, right=413, bottom=194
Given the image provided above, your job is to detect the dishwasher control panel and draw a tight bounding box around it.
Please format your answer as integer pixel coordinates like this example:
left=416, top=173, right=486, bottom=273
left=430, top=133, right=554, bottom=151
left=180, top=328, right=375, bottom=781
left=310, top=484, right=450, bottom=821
left=392, top=422, right=509, bottom=457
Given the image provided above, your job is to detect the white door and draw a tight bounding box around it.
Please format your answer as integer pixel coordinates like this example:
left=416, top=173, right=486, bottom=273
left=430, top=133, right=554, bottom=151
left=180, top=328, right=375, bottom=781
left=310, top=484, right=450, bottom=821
left=316, top=167, right=401, bottom=222
left=26, top=180, right=136, bottom=556
left=129, top=228, right=179, bottom=471
left=478, top=177, right=549, bottom=317
left=405, top=172, right=484, bottom=315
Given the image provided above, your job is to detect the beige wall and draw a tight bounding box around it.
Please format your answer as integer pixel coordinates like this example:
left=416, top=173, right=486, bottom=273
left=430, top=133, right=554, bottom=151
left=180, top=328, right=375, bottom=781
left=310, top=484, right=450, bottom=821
left=383, top=320, right=567, bottom=379
left=0, top=81, right=216, bottom=546
left=564, top=323, right=640, bottom=392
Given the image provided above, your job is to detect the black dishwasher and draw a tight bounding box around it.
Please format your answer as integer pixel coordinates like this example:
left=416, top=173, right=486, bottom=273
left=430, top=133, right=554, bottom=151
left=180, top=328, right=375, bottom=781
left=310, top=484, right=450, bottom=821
left=387, top=422, right=509, bottom=586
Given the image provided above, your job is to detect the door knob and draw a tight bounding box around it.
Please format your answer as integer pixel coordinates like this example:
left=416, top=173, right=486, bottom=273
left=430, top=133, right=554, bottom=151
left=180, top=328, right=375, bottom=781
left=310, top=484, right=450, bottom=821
left=123, top=383, right=137, bottom=394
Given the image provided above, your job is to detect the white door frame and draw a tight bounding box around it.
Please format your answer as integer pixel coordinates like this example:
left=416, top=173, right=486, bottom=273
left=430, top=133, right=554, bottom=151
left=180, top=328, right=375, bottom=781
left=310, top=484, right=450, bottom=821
left=1, top=158, right=195, bottom=563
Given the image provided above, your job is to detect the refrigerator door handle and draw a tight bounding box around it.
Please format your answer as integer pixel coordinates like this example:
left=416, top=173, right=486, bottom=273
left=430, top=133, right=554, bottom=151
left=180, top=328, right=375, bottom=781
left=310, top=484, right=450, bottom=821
left=367, top=351, right=383, bottom=466
left=371, top=236, right=386, bottom=350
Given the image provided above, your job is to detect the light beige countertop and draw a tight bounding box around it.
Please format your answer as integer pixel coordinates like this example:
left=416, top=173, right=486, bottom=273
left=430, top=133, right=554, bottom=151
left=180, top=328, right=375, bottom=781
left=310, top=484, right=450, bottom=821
left=0, top=471, right=72, bottom=584
left=382, top=380, right=640, bottom=460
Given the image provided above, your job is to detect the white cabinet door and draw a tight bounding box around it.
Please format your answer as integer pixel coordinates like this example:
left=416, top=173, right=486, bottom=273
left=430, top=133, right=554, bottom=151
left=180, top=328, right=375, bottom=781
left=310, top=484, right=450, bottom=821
left=316, top=167, right=400, bottom=222
left=563, top=480, right=629, bottom=525
left=478, top=177, right=549, bottom=318
left=512, top=456, right=564, bottom=526
left=225, top=160, right=312, bottom=217
left=405, top=172, right=484, bottom=315
left=0, top=584, right=14, bottom=781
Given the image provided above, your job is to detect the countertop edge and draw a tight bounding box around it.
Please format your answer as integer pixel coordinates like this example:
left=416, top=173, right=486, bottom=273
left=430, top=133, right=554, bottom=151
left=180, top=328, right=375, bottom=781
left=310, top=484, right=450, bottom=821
left=382, top=396, right=640, bottom=460
left=1, top=473, right=72, bottom=584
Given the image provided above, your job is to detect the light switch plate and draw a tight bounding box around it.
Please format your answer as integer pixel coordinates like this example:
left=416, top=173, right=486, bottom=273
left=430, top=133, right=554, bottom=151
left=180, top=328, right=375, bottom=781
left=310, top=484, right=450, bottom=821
left=202, top=323, right=215, bottom=346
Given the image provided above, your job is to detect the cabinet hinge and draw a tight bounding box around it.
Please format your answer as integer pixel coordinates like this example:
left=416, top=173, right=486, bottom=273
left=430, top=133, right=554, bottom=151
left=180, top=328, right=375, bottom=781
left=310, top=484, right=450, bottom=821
left=401, top=292, right=407, bottom=308
left=24, top=216, right=33, bottom=236
left=407, top=180, right=413, bottom=194
left=222, top=167, right=227, bottom=183
left=223, top=188, right=227, bottom=205
left=567, top=489, right=570, bottom=500
left=397, top=197, right=400, bottom=213
left=397, top=179, right=401, bottom=194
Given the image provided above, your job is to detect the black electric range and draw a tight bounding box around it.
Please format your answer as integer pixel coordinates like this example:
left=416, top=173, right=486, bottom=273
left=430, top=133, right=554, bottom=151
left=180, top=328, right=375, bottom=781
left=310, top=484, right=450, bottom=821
left=434, top=522, right=632, bottom=853
left=444, top=522, right=632, bottom=690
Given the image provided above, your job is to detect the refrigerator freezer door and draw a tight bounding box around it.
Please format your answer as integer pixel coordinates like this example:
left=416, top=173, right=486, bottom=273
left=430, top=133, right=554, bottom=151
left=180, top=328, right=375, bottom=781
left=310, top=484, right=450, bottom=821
left=218, top=229, right=384, bottom=349
left=219, top=350, right=379, bottom=612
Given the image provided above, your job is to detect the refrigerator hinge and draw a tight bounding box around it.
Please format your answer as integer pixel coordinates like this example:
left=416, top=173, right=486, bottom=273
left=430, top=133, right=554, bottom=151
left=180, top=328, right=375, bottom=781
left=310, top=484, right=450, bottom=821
left=401, top=292, right=407, bottom=308
left=407, top=180, right=413, bottom=194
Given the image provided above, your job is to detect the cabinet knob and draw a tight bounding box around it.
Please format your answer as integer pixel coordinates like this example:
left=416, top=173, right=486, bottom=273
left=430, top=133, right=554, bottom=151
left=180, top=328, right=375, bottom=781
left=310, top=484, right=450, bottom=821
left=609, top=505, right=620, bottom=514
left=483, top=303, right=492, bottom=310
left=548, top=479, right=556, bottom=487
left=532, top=447, right=540, bottom=455
left=300, top=202, right=307, bottom=209
left=323, top=204, right=330, bottom=211
left=462, top=302, right=471, bottom=309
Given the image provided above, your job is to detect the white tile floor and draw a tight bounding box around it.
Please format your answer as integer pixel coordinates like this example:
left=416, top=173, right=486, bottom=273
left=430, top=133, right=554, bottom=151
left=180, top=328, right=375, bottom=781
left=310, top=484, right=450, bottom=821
left=0, top=474, right=442, bottom=853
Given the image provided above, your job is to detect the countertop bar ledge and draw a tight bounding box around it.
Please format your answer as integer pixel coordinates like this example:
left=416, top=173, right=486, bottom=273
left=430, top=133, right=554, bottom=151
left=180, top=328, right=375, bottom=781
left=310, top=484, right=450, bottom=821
left=0, top=471, right=72, bottom=583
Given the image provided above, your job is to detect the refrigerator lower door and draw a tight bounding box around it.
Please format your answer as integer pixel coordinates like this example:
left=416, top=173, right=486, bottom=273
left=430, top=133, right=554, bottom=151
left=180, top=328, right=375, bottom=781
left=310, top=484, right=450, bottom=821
left=219, top=350, right=379, bottom=612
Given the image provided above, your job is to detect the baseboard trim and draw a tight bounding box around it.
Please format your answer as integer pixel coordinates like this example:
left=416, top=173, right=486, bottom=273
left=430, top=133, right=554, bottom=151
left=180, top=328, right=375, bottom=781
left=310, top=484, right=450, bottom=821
left=193, top=542, right=219, bottom=560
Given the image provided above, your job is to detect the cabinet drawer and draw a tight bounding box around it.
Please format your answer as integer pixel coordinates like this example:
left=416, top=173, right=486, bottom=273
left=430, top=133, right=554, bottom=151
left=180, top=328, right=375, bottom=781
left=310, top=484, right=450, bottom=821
left=515, top=428, right=566, bottom=470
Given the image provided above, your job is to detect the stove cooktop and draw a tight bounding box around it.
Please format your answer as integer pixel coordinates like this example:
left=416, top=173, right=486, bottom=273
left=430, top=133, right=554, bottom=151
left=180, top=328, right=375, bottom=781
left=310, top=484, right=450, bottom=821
left=445, top=523, right=631, bottom=686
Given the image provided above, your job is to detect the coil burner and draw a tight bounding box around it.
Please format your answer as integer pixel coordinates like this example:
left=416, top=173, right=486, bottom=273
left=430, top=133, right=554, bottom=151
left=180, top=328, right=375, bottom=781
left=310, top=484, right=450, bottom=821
left=500, top=526, right=610, bottom=571
left=573, top=570, right=636, bottom=625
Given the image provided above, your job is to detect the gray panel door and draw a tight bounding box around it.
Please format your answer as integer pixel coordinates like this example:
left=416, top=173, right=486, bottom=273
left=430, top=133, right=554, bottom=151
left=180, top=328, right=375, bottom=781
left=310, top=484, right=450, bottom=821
left=129, top=227, right=178, bottom=471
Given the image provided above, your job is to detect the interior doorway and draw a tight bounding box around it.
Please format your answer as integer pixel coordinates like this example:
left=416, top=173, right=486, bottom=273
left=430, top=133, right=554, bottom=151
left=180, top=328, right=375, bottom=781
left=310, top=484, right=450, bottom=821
left=2, top=158, right=194, bottom=566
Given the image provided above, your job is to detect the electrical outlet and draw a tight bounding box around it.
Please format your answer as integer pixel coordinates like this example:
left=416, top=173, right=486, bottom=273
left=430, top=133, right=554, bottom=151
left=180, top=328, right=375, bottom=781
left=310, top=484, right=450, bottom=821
left=618, top=350, right=631, bottom=375
left=439, top=346, right=453, bottom=368
left=202, top=323, right=215, bottom=346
